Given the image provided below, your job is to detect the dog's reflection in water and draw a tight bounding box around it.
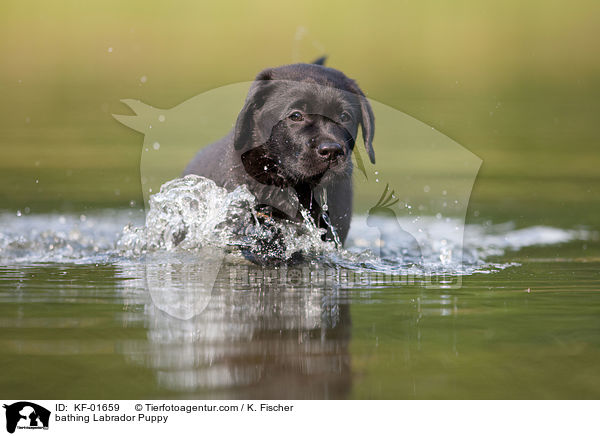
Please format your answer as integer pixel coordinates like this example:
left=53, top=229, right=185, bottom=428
left=125, top=252, right=351, bottom=399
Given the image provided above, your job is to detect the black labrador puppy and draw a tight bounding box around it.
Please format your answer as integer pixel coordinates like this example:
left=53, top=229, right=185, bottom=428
left=183, top=59, right=374, bottom=245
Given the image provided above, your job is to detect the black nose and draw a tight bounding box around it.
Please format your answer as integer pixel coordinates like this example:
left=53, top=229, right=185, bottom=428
left=317, top=142, right=344, bottom=160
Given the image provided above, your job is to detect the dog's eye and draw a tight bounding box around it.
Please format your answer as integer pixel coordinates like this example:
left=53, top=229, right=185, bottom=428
left=289, top=111, right=304, bottom=122
left=340, top=111, right=352, bottom=122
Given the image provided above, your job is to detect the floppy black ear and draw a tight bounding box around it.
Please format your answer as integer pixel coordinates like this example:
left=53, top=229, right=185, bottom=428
left=346, top=79, right=375, bottom=164
left=234, top=69, right=274, bottom=151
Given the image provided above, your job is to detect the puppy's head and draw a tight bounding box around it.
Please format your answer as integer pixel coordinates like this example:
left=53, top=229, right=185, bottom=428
left=235, top=64, right=374, bottom=187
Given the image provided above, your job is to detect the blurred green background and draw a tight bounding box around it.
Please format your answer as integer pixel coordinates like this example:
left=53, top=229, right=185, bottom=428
left=1, top=0, right=599, bottom=229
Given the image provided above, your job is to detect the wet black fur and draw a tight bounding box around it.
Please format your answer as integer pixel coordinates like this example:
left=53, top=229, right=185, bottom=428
left=183, top=60, right=375, bottom=245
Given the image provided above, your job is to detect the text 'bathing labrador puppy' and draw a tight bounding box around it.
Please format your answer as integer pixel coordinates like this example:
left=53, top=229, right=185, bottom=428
left=183, top=58, right=375, bottom=245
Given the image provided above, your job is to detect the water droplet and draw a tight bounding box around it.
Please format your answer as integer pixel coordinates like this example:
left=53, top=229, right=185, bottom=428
left=153, top=142, right=160, bottom=150
left=140, top=75, right=147, bottom=83
left=107, top=47, right=113, bottom=53
left=158, top=114, right=166, bottom=122
left=16, top=210, right=22, bottom=217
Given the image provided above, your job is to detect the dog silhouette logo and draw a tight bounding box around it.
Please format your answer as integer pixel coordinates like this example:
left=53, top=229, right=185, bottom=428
left=114, top=74, right=482, bottom=291
left=3, top=402, right=50, bottom=434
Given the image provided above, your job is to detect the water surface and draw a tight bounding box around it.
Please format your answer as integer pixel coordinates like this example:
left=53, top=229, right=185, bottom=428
left=1, top=204, right=598, bottom=399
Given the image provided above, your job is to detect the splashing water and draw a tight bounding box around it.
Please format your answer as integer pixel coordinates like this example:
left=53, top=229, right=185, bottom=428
left=0, top=210, right=138, bottom=264
left=117, top=175, right=331, bottom=263
left=0, top=175, right=592, bottom=275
